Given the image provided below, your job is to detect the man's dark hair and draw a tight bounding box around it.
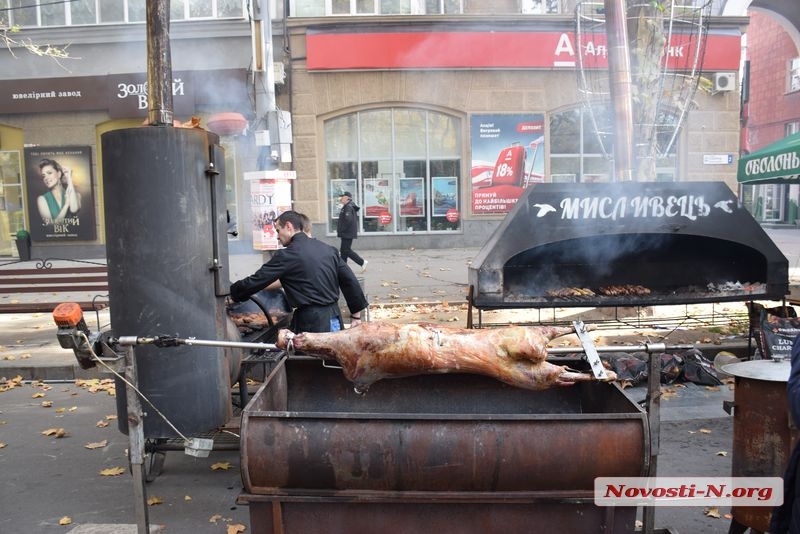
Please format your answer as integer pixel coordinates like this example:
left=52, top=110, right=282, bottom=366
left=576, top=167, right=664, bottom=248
left=299, top=213, right=311, bottom=233
left=276, top=210, right=304, bottom=231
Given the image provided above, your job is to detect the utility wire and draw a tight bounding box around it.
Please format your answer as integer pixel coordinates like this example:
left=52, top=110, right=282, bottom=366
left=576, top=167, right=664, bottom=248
left=1, top=0, right=77, bottom=13
left=79, top=332, right=190, bottom=443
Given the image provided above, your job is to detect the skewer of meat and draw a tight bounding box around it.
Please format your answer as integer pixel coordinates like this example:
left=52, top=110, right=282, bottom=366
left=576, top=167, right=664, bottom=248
left=276, top=321, right=617, bottom=393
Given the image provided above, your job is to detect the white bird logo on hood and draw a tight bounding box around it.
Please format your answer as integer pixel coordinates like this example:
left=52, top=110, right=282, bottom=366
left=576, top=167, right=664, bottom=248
left=713, top=200, right=734, bottom=213
left=532, top=203, right=556, bottom=217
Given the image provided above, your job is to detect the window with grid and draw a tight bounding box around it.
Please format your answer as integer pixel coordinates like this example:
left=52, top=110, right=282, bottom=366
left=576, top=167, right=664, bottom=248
left=325, top=108, right=462, bottom=234
left=2, top=0, right=244, bottom=27
left=291, top=0, right=464, bottom=15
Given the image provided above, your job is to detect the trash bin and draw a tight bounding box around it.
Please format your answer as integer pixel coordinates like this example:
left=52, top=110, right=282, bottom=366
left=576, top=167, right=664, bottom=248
left=15, top=230, right=31, bottom=261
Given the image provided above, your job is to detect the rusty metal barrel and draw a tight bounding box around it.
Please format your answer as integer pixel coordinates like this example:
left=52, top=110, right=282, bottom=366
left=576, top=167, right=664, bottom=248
left=723, top=359, right=797, bottom=532
left=239, top=356, right=649, bottom=533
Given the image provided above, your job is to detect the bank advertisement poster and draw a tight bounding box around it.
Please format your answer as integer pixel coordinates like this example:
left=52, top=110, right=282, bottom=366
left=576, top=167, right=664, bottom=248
left=470, top=114, right=545, bottom=214
left=244, top=170, right=295, bottom=251
left=24, top=146, right=96, bottom=242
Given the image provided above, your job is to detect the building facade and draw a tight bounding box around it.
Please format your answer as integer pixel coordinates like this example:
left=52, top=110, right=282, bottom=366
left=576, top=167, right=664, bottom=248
left=0, top=0, right=746, bottom=259
left=740, top=9, right=800, bottom=223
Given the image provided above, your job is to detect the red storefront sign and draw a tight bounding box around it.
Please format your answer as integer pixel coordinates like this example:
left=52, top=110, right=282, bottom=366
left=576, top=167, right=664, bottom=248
left=307, top=30, right=740, bottom=72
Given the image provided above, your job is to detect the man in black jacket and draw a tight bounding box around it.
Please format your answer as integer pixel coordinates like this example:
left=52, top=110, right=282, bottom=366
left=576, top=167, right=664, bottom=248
left=771, top=335, right=800, bottom=533
left=230, top=210, right=368, bottom=333
left=336, top=191, right=367, bottom=272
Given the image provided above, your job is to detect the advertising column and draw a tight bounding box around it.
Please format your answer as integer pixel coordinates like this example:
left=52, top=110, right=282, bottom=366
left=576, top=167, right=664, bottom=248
left=243, top=170, right=295, bottom=250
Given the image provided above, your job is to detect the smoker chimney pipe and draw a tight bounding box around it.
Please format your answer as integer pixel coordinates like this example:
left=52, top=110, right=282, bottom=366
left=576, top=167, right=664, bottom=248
left=604, top=0, right=634, bottom=181
left=146, top=0, right=174, bottom=126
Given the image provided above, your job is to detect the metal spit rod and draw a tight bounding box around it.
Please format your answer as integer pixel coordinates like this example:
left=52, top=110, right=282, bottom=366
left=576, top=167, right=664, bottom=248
left=116, top=335, right=278, bottom=351
left=115, top=335, right=694, bottom=355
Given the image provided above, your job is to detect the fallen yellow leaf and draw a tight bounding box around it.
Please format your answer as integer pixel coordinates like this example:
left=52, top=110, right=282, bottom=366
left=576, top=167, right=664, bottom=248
left=147, top=496, right=163, bottom=506
left=32, top=392, right=45, bottom=398
left=58, top=517, right=72, bottom=525
left=96, top=420, right=109, bottom=428
left=209, top=514, right=223, bottom=523
left=184, top=495, right=192, bottom=501
left=699, top=428, right=712, bottom=434
left=99, top=467, right=126, bottom=476
left=0, top=443, right=6, bottom=448
left=227, top=524, right=247, bottom=534
left=716, top=451, right=728, bottom=456
left=85, top=440, right=108, bottom=450
left=704, top=507, right=722, bottom=518
left=41, top=401, right=53, bottom=408
left=42, top=428, right=67, bottom=438
left=55, top=408, right=66, bottom=414
left=211, top=462, right=232, bottom=470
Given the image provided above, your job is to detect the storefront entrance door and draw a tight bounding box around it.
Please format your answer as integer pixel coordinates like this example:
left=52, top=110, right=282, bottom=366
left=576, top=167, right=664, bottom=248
left=0, top=151, right=25, bottom=257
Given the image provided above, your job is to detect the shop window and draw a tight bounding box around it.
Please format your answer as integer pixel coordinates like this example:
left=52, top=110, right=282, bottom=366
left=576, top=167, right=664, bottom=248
left=786, top=121, right=800, bottom=137
left=325, top=108, right=462, bottom=235
left=0, top=151, right=25, bottom=257
left=550, top=105, right=677, bottom=182
left=790, top=58, right=800, bottom=93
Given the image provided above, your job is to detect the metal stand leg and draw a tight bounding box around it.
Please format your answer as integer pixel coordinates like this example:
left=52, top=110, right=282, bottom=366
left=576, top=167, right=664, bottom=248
left=642, top=350, right=661, bottom=534
left=124, top=345, right=151, bottom=533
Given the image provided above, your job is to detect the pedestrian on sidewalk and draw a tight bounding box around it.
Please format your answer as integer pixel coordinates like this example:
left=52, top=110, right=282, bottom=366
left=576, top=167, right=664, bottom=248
left=337, top=191, right=367, bottom=273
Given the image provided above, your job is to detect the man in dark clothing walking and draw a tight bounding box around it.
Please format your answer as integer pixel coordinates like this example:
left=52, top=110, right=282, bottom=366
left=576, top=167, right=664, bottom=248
left=230, top=210, right=368, bottom=333
left=336, top=191, right=367, bottom=272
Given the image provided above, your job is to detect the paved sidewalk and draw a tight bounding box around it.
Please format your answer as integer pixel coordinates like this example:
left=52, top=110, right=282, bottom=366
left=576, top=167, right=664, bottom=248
left=2, top=227, right=799, bottom=382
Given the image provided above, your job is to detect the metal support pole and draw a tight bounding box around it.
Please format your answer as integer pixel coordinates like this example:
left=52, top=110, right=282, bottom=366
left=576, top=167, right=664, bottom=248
left=124, top=345, right=151, bottom=533
left=642, top=349, right=661, bottom=534
left=604, top=0, right=634, bottom=181
left=146, top=0, right=173, bottom=126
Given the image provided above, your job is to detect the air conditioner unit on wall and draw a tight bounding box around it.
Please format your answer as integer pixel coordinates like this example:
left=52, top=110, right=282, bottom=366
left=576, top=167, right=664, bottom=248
left=714, top=72, right=736, bottom=92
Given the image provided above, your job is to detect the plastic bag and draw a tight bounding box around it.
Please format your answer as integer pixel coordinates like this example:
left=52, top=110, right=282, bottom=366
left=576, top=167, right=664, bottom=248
left=681, top=348, right=722, bottom=386
left=602, top=352, right=648, bottom=385
left=659, top=352, right=684, bottom=384
left=758, top=308, right=800, bottom=361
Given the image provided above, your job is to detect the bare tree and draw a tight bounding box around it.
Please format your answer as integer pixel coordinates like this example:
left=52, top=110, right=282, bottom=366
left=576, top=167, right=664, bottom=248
left=1, top=20, right=74, bottom=65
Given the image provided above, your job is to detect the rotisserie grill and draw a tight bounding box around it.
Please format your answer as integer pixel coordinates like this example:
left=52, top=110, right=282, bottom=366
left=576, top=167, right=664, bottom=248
left=468, top=182, right=789, bottom=310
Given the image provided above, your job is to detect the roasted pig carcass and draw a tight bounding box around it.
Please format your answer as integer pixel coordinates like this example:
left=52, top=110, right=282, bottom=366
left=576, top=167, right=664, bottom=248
left=276, top=321, right=616, bottom=393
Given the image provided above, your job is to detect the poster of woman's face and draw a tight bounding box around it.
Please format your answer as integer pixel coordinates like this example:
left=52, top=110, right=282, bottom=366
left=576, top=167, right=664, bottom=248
left=24, top=146, right=96, bottom=242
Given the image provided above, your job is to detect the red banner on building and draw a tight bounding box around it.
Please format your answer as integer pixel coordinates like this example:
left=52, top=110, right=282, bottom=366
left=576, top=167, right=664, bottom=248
left=307, top=29, right=740, bottom=72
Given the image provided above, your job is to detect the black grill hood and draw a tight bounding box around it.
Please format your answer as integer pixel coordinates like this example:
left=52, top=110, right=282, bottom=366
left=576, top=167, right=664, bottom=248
left=468, top=182, right=789, bottom=308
